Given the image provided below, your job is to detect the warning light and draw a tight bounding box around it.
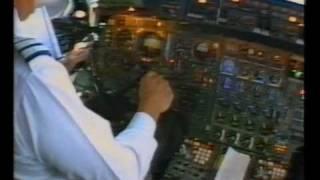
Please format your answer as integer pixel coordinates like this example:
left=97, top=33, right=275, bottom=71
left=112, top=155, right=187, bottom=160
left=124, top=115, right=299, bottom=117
left=273, top=55, right=280, bottom=60
left=213, top=43, right=220, bottom=49
left=198, top=0, right=208, bottom=4
left=288, top=16, right=297, bottom=23
left=128, top=6, right=136, bottom=12
left=299, top=89, right=305, bottom=100
left=141, top=57, right=152, bottom=62
left=248, top=48, right=255, bottom=55
left=294, top=71, right=303, bottom=78
left=136, top=28, right=144, bottom=34
left=299, top=90, right=305, bottom=96
left=73, top=10, right=86, bottom=18
left=169, top=59, right=175, bottom=63
left=257, top=51, right=264, bottom=57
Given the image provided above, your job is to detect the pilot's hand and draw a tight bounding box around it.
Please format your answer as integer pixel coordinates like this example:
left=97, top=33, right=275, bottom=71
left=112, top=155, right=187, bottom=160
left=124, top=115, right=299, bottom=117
left=138, top=71, right=174, bottom=122
left=67, top=46, right=91, bottom=66
left=63, top=43, right=92, bottom=72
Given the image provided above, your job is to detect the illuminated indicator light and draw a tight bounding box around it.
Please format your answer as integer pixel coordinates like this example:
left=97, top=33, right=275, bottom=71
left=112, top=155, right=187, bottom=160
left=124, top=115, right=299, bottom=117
left=288, top=16, right=297, bottom=23
left=232, top=0, right=240, bottom=2
left=157, top=21, right=163, bottom=27
left=73, top=10, right=86, bottom=18
left=159, top=31, right=166, bottom=38
left=298, top=23, right=304, bottom=27
left=141, top=57, right=152, bottom=62
left=169, top=59, right=175, bottom=63
left=273, top=55, right=280, bottom=60
left=294, top=71, right=303, bottom=78
left=257, top=51, right=264, bottom=56
left=213, top=43, right=220, bottom=49
left=108, top=19, right=115, bottom=25
left=299, top=89, right=305, bottom=96
left=198, top=0, right=208, bottom=3
left=248, top=48, right=255, bottom=55
left=128, top=6, right=136, bottom=12
left=136, top=28, right=144, bottom=34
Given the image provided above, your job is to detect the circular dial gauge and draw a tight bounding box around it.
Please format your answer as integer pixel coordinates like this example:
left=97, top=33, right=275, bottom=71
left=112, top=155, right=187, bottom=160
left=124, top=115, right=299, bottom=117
left=193, top=42, right=218, bottom=61
left=138, top=33, right=163, bottom=58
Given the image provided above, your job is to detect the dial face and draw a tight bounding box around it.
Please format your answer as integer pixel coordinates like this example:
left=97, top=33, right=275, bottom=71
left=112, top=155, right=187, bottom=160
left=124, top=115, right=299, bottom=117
left=139, top=33, right=163, bottom=58
left=193, top=42, right=218, bottom=61
left=144, top=37, right=161, bottom=49
left=196, top=42, right=209, bottom=52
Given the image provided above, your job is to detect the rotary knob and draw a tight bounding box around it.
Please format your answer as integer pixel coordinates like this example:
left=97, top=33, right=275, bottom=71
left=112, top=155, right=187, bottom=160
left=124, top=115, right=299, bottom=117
left=233, top=101, right=242, bottom=111
left=231, top=115, right=240, bottom=127
left=226, top=132, right=237, bottom=143
left=216, top=112, right=225, bottom=122
left=246, top=120, right=254, bottom=130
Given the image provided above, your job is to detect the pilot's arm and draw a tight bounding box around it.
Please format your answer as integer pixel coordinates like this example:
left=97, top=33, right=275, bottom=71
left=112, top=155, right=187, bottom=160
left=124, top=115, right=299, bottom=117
left=15, top=39, right=173, bottom=180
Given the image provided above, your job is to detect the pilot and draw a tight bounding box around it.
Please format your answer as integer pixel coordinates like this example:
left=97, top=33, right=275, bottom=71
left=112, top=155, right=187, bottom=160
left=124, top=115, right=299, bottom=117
left=14, top=0, right=174, bottom=179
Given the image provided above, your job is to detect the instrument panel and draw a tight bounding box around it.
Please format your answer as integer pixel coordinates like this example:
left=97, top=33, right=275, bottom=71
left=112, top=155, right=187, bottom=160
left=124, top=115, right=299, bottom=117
left=157, top=0, right=304, bottom=45
left=70, top=10, right=304, bottom=180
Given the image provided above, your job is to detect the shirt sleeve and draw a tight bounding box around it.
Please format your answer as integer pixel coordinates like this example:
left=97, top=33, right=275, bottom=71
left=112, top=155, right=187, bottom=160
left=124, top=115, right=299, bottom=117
left=24, top=55, right=158, bottom=180
left=115, top=112, right=157, bottom=178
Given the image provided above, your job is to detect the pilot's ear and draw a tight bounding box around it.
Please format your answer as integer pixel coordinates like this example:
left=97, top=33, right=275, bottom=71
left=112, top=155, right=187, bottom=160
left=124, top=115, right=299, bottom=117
left=14, top=0, right=37, bottom=21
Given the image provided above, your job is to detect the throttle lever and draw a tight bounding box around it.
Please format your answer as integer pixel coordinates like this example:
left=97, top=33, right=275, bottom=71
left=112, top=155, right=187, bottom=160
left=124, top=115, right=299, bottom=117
left=72, top=33, right=99, bottom=71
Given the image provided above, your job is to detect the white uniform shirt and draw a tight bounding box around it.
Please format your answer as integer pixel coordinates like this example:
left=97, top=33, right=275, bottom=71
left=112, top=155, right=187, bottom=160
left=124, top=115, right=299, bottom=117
left=14, top=26, right=157, bottom=180
left=14, top=8, right=63, bottom=59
